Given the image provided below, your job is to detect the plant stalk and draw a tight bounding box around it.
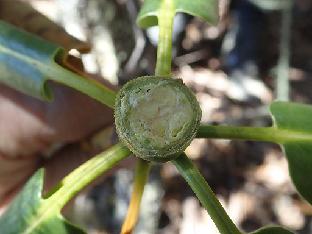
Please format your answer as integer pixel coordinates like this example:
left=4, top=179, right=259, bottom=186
left=276, top=1, right=293, bottom=101
left=51, top=64, right=116, bottom=109
left=121, top=159, right=151, bottom=234
left=155, top=0, right=175, bottom=77
left=46, top=143, right=131, bottom=209
left=197, top=124, right=312, bottom=144
left=173, top=154, right=242, bottom=234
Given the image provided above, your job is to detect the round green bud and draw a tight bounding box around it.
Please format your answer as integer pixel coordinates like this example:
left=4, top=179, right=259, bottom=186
left=114, top=76, right=201, bottom=162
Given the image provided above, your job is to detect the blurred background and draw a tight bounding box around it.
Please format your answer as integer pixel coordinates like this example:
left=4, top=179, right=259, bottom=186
left=3, top=0, right=312, bottom=233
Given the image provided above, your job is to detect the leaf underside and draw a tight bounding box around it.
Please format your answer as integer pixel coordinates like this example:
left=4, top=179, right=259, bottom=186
left=0, top=20, right=116, bottom=108
left=0, top=169, right=85, bottom=234
left=137, top=0, right=219, bottom=28
left=0, top=20, right=63, bottom=100
left=270, top=101, right=312, bottom=205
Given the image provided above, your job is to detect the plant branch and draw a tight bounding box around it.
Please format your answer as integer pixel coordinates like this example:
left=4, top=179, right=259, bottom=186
left=46, top=143, right=131, bottom=209
left=121, top=159, right=151, bottom=234
left=276, top=1, right=293, bottom=101
left=197, top=124, right=312, bottom=144
left=197, top=125, right=281, bottom=142
left=155, top=0, right=175, bottom=76
left=51, top=64, right=116, bottom=109
left=173, top=154, right=242, bottom=234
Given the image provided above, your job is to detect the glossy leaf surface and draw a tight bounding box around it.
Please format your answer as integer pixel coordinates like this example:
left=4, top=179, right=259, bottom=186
left=250, top=226, right=294, bottom=234
left=0, top=169, right=85, bottom=234
left=137, top=0, right=218, bottom=28
left=270, top=101, right=312, bottom=205
left=0, top=21, right=115, bottom=108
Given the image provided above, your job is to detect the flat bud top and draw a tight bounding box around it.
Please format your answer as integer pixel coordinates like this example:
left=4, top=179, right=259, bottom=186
left=115, top=76, right=201, bottom=162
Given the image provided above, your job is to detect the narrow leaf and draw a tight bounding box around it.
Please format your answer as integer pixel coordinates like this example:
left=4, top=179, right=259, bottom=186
left=270, top=101, right=312, bottom=205
left=250, top=226, right=294, bottom=234
left=0, top=169, right=85, bottom=234
left=137, top=0, right=218, bottom=28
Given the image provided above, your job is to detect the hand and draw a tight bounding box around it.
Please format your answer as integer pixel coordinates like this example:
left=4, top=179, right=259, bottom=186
left=0, top=81, right=114, bottom=211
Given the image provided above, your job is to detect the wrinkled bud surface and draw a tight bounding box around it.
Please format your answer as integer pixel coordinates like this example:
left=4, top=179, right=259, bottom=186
left=115, top=76, right=201, bottom=162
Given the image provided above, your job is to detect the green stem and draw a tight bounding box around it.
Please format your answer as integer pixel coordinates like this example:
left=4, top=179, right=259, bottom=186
left=121, top=159, right=151, bottom=234
left=197, top=124, right=312, bottom=144
left=155, top=0, right=175, bottom=76
left=173, top=154, right=242, bottom=234
left=276, top=1, right=293, bottom=101
left=197, top=125, right=279, bottom=142
left=51, top=64, right=116, bottom=109
left=46, top=143, right=131, bottom=209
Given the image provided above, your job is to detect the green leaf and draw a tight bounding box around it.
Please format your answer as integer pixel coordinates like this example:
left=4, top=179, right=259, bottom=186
left=270, top=101, right=312, bottom=205
left=0, top=169, right=85, bottom=234
left=174, top=0, right=219, bottom=24
left=0, top=143, right=130, bottom=234
left=137, top=0, right=218, bottom=28
left=250, top=226, right=294, bottom=234
left=0, top=20, right=57, bottom=100
left=0, top=20, right=115, bottom=108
